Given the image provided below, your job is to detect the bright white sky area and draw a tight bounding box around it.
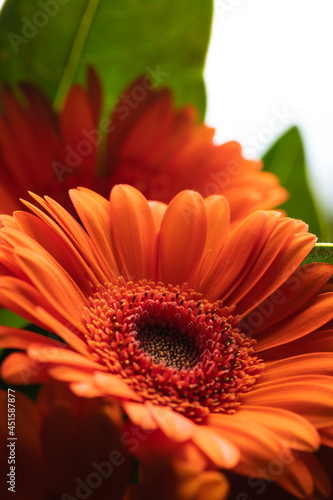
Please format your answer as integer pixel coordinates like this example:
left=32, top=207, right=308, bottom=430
left=0, top=0, right=332, bottom=215
left=204, top=0, right=333, bottom=216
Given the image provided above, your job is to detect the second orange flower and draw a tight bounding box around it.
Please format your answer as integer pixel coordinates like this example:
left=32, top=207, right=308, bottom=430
left=0, top=69, right=287, bottom=225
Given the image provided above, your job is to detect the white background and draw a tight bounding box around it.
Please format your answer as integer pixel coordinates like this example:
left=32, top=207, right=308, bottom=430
left=204, top=0, right=333, bottom=218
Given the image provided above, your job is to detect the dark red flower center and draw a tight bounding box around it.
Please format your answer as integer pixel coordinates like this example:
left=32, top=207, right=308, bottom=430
left=83, top=279, right=264, bottom=422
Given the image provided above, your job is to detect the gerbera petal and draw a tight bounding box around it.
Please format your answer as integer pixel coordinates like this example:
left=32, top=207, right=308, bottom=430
left=0, top=89, right=51, bottom=186
left=105, top=79, right=171, bottom=169
left=0, top=245, right=25, bottom=279
left=93, top=372, right=143, bottom=402
left=245, top=263, right=333, bottom=336
left=0, top=277, right=64, bottom=328
left=157, top=190, right=207, bottom=285
left=236, top=232, right=317, bottom=316
left=260, top=329, right=333, bottom=362
left=61, top=84, right=96, bottom=173
left=69, top=187, right=119, bottom=279
left=148, top=404, right=196, bottom=441
left=2, top=217, right=93, bottom=295
left=242, top=376, right=333, bottom=428
left=274, top=457, right=314, bottom=499
left=0, top=214, right=19, bottom=229
left=209, top=413, right=289, bottom=469
left=123, top=401, right=158, bottom=431
left=298, top=452, right=332, bottom=499
left=224, top=172, right=289, bottom=223
left=110, top=185, right=156, bottom=281
left=1, top=352, right=51, bottom=384
left=226, top=218, right=307, bottom=305
left=22, top=195, right=107, bottom=286
left=71, top=374, right=142, bottom=401
left=27, top=343, right=105, bottom=371
left=200, top=210, right=268, bottom=301
left=263, top=353, right=333, bottom=380
left=209, top=414, right=314, bottom=498
left=192, top=425, right=240, bottom=468
left=47, top=365, right=104, bottom=385
left=0, top=325, right=62, bottom=351
left=117, top=88, right=174, bottom=166
left=33, top=306, right=92, bottom=356
left=71, top=382, right=111, bottom=398
left=234, top=405, right=320, bottom=451
left=254, top=292, right=333, bottom=351
left=193, top=195, right=230, bottom=286
left=202, top=195, right=230, bottom=258
left=15, top=248, right=88, bottom=329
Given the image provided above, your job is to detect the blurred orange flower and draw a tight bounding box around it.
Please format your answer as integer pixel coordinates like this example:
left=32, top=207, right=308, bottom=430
left=0, top=381, right=229, bottom=500
left=0, top=381, right=131, bottom=500
left=125, top=462, right=230, bottom=500
left=0, top=186, right=332, bottom=498
left=224, top=454, right=331, bottom=500
left=0, top=70, right=287, bottom=225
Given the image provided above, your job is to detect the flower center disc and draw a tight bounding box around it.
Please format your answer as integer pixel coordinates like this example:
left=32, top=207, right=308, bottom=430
left=84, top=279, right=264, bottom=422
left=135, top=319, right=200, bottom=370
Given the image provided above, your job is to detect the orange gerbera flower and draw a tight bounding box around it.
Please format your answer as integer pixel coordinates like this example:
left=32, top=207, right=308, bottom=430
left=0, top=69, right=287, bottom=225
left=0, top=186, right=332, bottom=499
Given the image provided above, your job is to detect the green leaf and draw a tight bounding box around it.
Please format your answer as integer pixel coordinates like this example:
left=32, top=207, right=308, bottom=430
left=263, top=126, right=322, bottom=238
left=0, top=309, right=28, bottom=328
left=302, top=243, right=333, bottom=266
left=0, top=0, right=213, bottom=117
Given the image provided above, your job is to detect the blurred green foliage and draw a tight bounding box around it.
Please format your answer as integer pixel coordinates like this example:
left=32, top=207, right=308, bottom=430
left=0, top=0, right=213, bottom=117
left=263, top=126, right=323, bottom=238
